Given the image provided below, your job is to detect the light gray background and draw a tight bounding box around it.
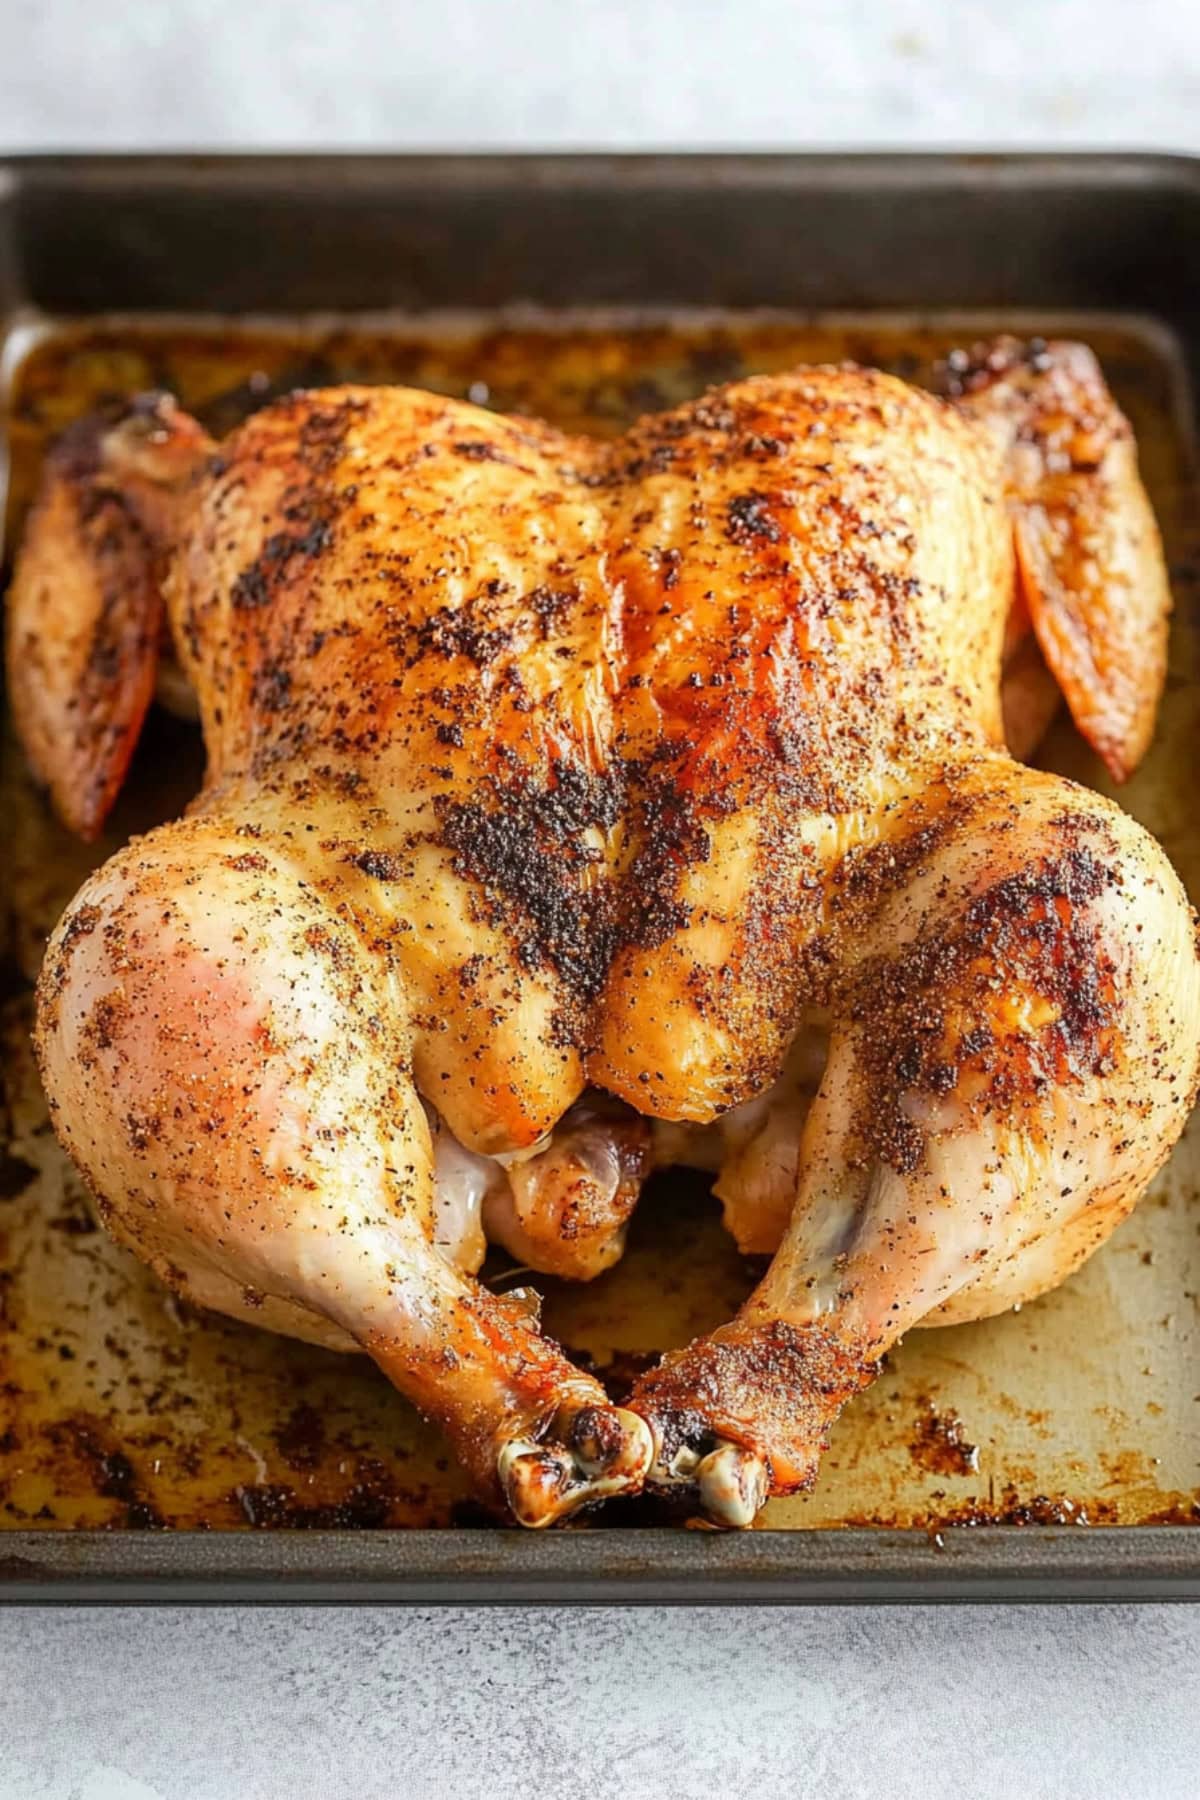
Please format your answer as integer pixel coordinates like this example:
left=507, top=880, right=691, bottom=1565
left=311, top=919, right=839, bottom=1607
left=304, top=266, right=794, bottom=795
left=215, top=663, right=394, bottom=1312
left=2, top=3, right=1200, bottom=1796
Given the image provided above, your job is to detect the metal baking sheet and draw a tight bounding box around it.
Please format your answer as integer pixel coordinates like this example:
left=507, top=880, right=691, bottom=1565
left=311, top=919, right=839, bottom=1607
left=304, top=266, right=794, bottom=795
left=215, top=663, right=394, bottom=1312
left=1, top=153, right=1199, bottom=1602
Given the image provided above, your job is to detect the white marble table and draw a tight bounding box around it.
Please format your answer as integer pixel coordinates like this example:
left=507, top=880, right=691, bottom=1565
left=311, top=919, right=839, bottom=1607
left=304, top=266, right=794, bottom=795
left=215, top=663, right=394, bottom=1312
left=1, top=0, right=1198, bottom=151
left=1, top=1602, right=1198, bottom=1799
left=3, top=4, right=1200, bottom=1796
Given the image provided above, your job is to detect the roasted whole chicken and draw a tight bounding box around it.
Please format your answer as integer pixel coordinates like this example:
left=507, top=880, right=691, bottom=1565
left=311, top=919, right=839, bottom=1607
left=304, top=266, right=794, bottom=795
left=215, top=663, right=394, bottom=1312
left=10, top=338, right=1200, bottom=1528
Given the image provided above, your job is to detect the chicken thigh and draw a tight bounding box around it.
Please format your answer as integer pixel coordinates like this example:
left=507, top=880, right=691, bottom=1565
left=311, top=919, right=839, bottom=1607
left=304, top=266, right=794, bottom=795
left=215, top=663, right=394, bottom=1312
left=11, top=339, right=1198, bottom=1526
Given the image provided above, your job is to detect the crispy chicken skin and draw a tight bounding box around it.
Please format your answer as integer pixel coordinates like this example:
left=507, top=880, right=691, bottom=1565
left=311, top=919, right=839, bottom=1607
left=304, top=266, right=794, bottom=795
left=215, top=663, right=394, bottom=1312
left=11, top=339, right=1198, bottom=1526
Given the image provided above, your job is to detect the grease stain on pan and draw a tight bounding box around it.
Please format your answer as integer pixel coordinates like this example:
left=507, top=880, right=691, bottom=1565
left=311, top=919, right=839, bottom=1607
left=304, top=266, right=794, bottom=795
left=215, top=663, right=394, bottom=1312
left=1, top=311, right=1198, bottom=1533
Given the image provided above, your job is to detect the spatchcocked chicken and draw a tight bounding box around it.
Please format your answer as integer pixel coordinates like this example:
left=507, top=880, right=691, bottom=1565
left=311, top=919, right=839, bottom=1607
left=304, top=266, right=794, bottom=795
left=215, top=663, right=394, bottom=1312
left=10, top=338, right=1199, bottom=1528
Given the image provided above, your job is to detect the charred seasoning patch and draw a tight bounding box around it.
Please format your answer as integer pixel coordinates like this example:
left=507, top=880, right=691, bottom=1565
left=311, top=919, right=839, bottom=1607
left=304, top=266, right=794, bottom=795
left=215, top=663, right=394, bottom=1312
left=909, top=1400, right=980, bottom=1476
left=726, top=490, right=782, bottom=546
left=350, top=849, right=407, bottom=882
left=616, top=766, right=709, bottom=945
left=295, top=394, right=370, bottom=473
left=41, top=904, right=101, bottom=1001
left=231, top=519, right=333, bottom=611
left=848, top=843, right=1118, bottom=1175
left=437, top=758, right=625, bottom=1003
left=220, top=398, right=361, bottom=652
left=411, top=589, right=518, bottom=668
left=250, top=659, right=293, bottom=712
left=449, top=438, right=534, bottom=471
left=526, top=583, right=580, bottom=636
left=451, top=439, right=504, bottom=461
left=76, top=991, right=130, bottom=1070
left=832, top=794, right=976, bottom=925
left=438, top=753, right=721, bottom=1014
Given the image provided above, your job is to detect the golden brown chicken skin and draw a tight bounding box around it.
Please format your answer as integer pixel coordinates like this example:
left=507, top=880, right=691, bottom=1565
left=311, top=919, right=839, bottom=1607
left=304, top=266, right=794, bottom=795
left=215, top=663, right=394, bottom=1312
left=11, top=339, right=1197, bottom=1527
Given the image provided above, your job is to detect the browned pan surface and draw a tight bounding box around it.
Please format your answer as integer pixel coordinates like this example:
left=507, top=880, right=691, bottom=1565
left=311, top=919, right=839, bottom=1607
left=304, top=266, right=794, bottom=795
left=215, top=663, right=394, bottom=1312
left=2, top=310, right=1197, bottom=1533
